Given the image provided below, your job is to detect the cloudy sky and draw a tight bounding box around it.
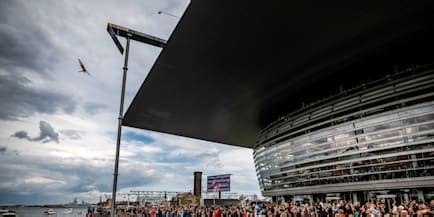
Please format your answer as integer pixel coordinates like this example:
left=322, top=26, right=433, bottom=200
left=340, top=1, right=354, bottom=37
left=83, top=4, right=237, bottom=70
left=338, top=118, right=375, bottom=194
left=0, top=0, right=259, bottom=205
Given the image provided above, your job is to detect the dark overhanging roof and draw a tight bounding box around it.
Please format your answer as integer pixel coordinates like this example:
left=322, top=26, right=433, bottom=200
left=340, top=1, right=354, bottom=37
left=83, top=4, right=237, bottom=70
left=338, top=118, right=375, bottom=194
left=123, top=0, right=434, bottom=148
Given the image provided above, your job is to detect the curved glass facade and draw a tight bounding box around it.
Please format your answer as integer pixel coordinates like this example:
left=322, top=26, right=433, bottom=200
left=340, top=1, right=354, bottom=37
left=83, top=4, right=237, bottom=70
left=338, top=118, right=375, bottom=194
left=253, top=69, right=434, bottom=199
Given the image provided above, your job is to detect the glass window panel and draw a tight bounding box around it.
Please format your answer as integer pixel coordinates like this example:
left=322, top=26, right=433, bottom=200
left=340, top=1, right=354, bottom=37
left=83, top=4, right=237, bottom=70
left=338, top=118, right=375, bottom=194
left=312, top=137, right=327, bottom=145
left=365, top=120, right=402, bottom=133
left=403, top=114, right=434, bottom=125
left=334, top=132, right=354, bottom=141
left=310, top=128, right=333, bottom=139
left=398, top=105, right=434, bottom=117
left=418, top=122, right=434, bottom=131
left=355, top=113, right=400, bottom=128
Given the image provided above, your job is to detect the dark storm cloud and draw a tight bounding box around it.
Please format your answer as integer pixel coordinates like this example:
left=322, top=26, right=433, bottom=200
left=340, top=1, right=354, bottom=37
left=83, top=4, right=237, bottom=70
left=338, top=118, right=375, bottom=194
left=0, top=1, right=77, bottom=121
left=64, top=161, right=157, bottom=193
left=0, top=1, right=60, bottom=76
left=13, top=121, right=59, bottom=143
left=0, top=192, right=51, bottom=205
left=0, top=72, right=77, bottom=120
left=34, top=121, right=59, bottom=143
left=12, top=131, right=31, bottom=140
left=83, top=102, right=107, bottom=115
left=0, top=155, right=158, bottom=204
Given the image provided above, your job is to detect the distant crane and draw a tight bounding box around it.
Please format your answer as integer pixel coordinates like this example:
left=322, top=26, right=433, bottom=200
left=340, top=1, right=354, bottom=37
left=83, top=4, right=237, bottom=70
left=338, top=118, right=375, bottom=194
left=78, top=58, right=91, bottom=76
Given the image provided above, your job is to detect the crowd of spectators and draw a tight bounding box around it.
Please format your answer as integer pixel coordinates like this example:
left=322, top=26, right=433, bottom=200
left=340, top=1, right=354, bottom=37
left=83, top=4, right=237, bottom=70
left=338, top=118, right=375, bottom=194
left=93, top=199, right=434, bottom=217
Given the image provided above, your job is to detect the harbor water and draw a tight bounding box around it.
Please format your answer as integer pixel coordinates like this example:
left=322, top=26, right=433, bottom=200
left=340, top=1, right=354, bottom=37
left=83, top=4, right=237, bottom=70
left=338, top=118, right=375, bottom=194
left=8, top=207, right=88, bottom=217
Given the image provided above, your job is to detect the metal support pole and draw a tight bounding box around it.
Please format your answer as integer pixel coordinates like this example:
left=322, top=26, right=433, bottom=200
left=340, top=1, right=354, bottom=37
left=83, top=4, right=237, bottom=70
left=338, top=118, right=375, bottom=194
left=127, top=193, right=130, bottom=208
left=111, top=37, right=130, bottom=217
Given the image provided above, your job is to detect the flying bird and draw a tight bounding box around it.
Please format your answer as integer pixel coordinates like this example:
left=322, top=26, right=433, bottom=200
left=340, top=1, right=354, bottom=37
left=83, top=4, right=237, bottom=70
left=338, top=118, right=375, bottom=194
left=78, top=58, right=90, bottom=76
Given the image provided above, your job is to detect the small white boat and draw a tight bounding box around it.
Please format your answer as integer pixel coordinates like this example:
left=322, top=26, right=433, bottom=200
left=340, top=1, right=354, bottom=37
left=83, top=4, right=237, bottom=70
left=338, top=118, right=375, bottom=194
left=0, top=210, right=17, bottom=217
left=63, top=208, right=73, bottom=214
left=44, top=208, right=57, bottom=215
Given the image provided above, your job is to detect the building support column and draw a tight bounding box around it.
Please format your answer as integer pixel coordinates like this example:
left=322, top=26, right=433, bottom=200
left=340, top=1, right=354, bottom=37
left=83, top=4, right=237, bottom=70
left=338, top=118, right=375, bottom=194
left=417, top=190, right=424, bottom=202
left=403, top=190, right=409, bottom=202
left=352, top=193, right=358, bottom=203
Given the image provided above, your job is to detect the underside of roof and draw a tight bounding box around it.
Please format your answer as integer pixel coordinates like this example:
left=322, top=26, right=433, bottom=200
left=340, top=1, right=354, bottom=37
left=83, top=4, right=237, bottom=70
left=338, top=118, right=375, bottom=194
left=123, top=0, right=434, bottom=148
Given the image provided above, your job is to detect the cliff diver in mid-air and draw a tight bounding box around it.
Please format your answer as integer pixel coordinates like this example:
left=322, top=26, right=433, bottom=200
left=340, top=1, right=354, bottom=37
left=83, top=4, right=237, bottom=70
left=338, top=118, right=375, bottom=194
left=78, top=58, right=90, bottom=76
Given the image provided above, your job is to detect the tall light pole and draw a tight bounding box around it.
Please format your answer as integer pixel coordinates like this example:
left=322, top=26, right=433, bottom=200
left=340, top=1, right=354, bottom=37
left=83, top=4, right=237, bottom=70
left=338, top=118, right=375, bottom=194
left=107, top=22, right=166, bottom=217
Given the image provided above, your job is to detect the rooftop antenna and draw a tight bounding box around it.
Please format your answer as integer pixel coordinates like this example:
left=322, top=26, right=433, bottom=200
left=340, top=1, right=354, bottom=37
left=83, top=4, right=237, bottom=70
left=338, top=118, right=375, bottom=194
left=158, top=10, right=180, bottom=18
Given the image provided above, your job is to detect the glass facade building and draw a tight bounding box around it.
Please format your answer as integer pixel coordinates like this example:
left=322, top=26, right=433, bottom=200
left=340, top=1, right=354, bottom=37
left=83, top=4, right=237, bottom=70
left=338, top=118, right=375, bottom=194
left=254, top=69, right=434, bottom=202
